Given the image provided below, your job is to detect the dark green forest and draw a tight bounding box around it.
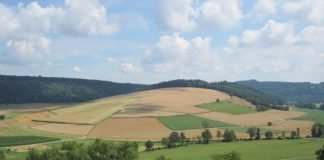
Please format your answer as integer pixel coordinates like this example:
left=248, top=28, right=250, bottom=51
left=0, top=76, right=283, bottom=110
left=0, top=75, right=146, bottom=103
left=237, top=80, right=324, bottom=103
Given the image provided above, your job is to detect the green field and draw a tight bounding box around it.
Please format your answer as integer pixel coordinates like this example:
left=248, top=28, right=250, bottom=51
left=139, top=139, right=324, bottom=160
left=158, top=114, right=236, bottom=130
left=0, top=136, right=60, bottom=147
left=294, top=108, right=324, bottom=124
left=200, top=101, right=256, bottom=115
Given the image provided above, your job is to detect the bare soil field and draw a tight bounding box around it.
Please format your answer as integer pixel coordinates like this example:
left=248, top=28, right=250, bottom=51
left=88, top=118, right=172, bottom=141
left=195, top=110, right=305, bottom=126
left=262, top=120, right=314, bottom=137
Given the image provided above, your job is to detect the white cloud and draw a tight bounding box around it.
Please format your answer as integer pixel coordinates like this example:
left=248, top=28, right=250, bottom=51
left=199, top=0, right=242, bottom=28
left=121, top=63, right=142, bottom=72
left=156, top=0, right=242, bottom=32
left=142, top=33, right=222, bottom=79
left=281, top=0, right=324, bottom=24
left=228, top=20, right=294, bottom=47
left=72, top=65, right=82, bottom=73
left=156, top=0, right=197, bottom=32
left=0, top=0, right=118, bottom=64
left=57, top=0, right=118, bottom=36
left=223, top=19, right=324, bottom=82
left=250, top=0, right=277, bottom=19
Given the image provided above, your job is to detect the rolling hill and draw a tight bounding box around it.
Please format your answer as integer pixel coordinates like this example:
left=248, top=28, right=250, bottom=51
left=237, top=80, right=324, bottom=103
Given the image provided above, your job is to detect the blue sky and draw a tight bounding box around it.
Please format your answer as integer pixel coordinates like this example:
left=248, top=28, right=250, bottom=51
left=0, top=0, right=323, bottom=83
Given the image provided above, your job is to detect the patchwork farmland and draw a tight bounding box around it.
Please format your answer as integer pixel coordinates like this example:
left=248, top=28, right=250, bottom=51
left=0, top=87, right=322, bottom=159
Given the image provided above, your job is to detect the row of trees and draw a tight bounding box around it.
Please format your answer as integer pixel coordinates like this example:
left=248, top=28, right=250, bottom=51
left=247, top=127, right=301, bottom=140
left=145, top=129, right=238, bottom=151
left=26, top=139, right=138, bottom=160
left=295, top=101, right=324, bottom=110
left=154, top=151, right=242, bottom=160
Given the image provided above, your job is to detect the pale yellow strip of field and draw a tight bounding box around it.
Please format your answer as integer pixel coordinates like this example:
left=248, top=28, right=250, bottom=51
left=35, top=96, right=138, bottom=125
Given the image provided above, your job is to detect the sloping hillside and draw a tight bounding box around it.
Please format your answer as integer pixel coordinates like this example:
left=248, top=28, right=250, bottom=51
left=0, top=75, right=146, bottom=103
left=237, top=80, right=324, bottom=103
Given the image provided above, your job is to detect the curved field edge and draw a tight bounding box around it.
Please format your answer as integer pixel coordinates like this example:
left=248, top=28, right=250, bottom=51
left=199, top=101, right=256, bottom=115
left=293, top=108, right=324, bottom=124
left=139, top=139, right=324, bottom=160
left=0, top=136, right=60, bottom=147
left=157, top=114, right=237, bottom=130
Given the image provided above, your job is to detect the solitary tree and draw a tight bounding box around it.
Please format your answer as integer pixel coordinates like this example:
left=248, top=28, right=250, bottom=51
left=145, top=140, right=154, bottom=151
left=161, top=137, right=169, bottom=148
left=320, top=103, right=324, bottom=110
left=216, top=99, right=220, bottom=103
left=316, top=145, right=324, bottom=160
left=281, top=131, right=286, bottom=138
left=202, top=120, right=209, bottom=129
left=180, top=132, right=186, bottom=145
left=291, top=130, right=298, bottom=139
left=202, top=129, right=213, bottom=144
left=297, top=128, right=300, bottom=138
left=265, top=131, right=273, bottom=139
left=223, top=129, right=236, bottom=142
left=246, top=127, right=257, bottom=140
left=216, top=130, right=222, bottom=141
left=255, top=128, right=261, bottom=140
left=168, top=132, right=180, bottom=147
left=0, top=114, right=5, bottom=120
left=311, top=123, right=324, bottom=137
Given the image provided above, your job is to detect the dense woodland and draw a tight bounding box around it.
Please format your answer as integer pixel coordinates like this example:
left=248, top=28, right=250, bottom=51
left=0, top=76, right=284, bottom=110
left=237, top=80, right=324, bottom=103
left=0, top=75, right=146, bottom=103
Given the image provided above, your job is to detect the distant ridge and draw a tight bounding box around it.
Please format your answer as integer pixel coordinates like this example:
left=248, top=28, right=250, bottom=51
left=237, top=80, right=324, bottom=103
left=0, top=75, right=283, bottom=111
left=0, top=75, right=147, bottom=104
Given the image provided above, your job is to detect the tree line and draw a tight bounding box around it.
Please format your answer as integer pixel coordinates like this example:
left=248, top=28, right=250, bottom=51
left=0, top=75, right=145, bottom=103
left=25, top=139, right=138, bottom=160
left=237, top=80, right=324, bottom=103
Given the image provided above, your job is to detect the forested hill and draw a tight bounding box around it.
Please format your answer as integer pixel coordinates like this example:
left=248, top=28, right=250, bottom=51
left=151, top=79, right=284, bottom=110
left=237, top=80, right=324, bottom=103
left=0, top=75, right=146, bottom=103
left=0, top=76, right=283, bottom=110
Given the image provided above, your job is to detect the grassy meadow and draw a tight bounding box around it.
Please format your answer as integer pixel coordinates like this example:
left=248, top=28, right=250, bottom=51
left=0, top=136, right=60, bottom=147
left=157, top=114, right=236, bottom=130
left=294, top=108, right=324, bottom=124
left=139, top=139, right=324, bottom=160
left=200, top=101, right=256, bottom=115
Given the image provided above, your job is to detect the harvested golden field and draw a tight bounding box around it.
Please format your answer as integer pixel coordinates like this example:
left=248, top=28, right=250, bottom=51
left=114, top=88, right=231, bottom=117
left=262, top=120, right=314, bottom=137
left=113, top=109, right=183, bottom=118
left=31, top=122, right=93, bottom=135
left=35, top=96, right=138, bottom=124
left=195, top=110, right=305, bottom=126
left=88, top=118, right=171, bottom=141
left=16, top=112, right=52, bottom=123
